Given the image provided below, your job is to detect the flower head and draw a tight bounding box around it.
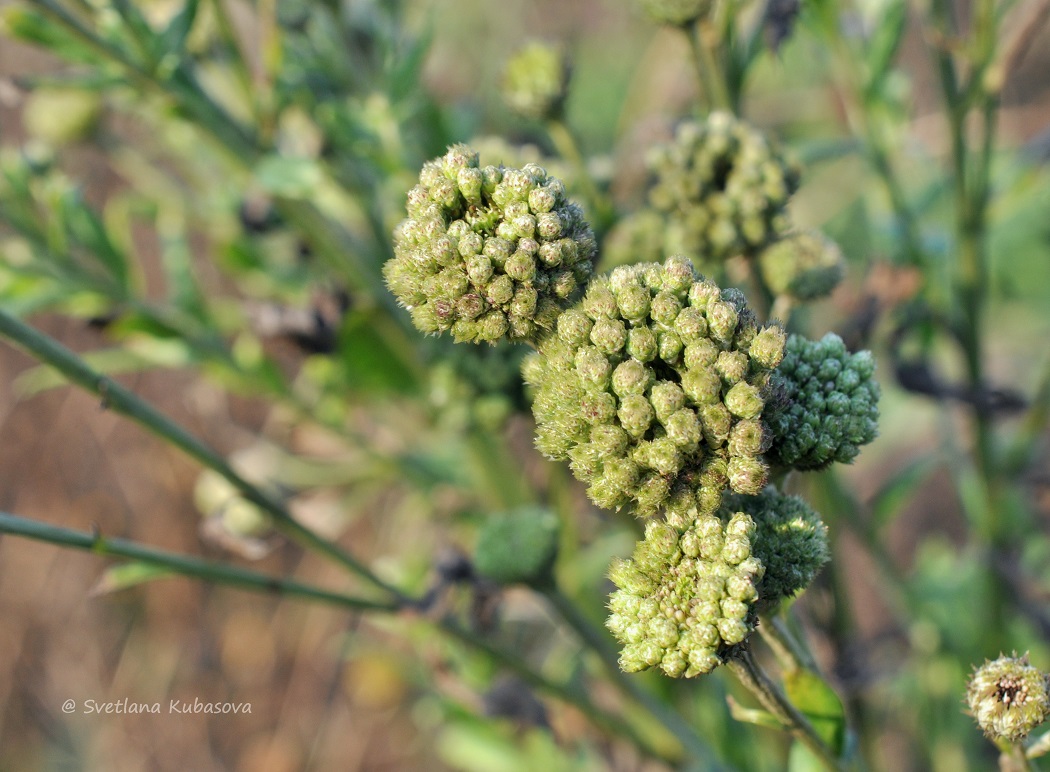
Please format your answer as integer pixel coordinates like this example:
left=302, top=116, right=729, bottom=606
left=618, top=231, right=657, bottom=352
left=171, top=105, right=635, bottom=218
left=967, top=654, right=1050, bottom=743
left=765, top=332, right=880, bottom=470
left=758, top=229, right=844, bottom=301
left=385, top=144, right=596, bottom=344
left=607, top=512, right=764, bottom=677
left=723, top=488, right=829, bottom=605
left=526, top=255, right=785, bottom=518
left=647, top=113, right=800, bottom=264
left=501, top=41, right=571, bottom=121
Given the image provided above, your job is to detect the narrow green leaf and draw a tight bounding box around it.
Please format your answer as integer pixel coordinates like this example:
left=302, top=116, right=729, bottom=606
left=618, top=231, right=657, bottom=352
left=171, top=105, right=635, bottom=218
left=870, top=457, right=938, bottom=529
left=90, top=562, right=173, bottom=596
left=864, top=0, right=907, bottom=95
left=787, top=740, right=827, bottom=772
left=726, top=696, right=783, bottom=730
left=159, top=0, right=200, bottom=54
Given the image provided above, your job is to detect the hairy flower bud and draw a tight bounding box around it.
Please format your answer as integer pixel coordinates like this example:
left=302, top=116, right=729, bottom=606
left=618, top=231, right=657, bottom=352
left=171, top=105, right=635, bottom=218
left=765, top=333, right=880, bottom=470
left=647, top=113, right=800, bottom=264
left=386, top=145, right=596, bottom=344
left=529, top=256, right=785, bottom=517
left=501, top=41, right=571, bottom=120
left=607, top=512, right=764, bottom=677
left=723, top=488, right=829, bottom=605
left=759, top=230, right=845, bottom=301
left=967, top=654, right=1050, bottom=743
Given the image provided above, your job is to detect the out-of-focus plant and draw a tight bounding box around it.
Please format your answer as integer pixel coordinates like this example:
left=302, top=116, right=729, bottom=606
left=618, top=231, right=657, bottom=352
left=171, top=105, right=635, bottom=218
left=0, top=0, right=1049, bottom=770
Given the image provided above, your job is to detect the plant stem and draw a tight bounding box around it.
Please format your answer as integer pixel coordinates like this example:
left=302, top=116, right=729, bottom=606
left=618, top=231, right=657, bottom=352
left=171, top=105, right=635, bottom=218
left=727, top=649, right=846, bottom=771
left=688, top=21, right=732, bottom=113
left=542, top=585, right=720, bottom=768
left=0, top=511, right=399, bottom=612
left=545, top=117, right=615, bottom=235
left=0, top=308, right=409, bottom=604
left=435, top=615, right=683, bottom=767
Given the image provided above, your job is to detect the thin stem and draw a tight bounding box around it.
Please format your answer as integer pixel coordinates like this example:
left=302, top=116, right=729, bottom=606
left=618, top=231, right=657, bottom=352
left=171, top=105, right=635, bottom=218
left=687, top=21, right=732, bottom=113
left=545, top=117, right=615, bottom=235
left=435, top=615, right=682, bottom=767
left=542, top=585, right=719, bottom=767
left=0, top=511, right=399, bottom=613
left=758, top=612, right=816, bottom=673
left=0, top=308, right=409, bottom=604
left=727, top=650, right=846, bottom=771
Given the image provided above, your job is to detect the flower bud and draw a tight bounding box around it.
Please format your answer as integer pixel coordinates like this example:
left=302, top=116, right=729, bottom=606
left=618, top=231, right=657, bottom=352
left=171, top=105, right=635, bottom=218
left=501, top=41, right=571, bottom=120
left=967, top=654, right=1050, bottom=743
left=765, top=333, right=880, bottom=470
left=386, top=145, right=596, bottom=344
left=607, top=512, right=763, bottom=678
left=529, top=257, right=782, bottom=516
left=759, top=230, right=845, bottom=301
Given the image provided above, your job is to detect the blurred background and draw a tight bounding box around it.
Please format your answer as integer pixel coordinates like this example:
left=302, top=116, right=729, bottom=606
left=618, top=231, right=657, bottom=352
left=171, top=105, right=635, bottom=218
left=1, top=0, right=1050, bottom=769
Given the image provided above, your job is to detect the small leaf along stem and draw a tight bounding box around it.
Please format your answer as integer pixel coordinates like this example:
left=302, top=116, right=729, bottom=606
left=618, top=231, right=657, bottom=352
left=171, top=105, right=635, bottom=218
left=727, top=649, right=847, bottom=771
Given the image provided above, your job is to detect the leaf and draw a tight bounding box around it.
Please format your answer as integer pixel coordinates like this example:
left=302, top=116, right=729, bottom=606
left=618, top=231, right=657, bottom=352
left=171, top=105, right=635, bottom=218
left=864, top=0, right=907, bottom=95
left=869, top=457, right=939, bottom=529
left=787, top=740, right=828, bottom=772
left=726, top=696, right=783, bottom=730
left=159, top=0, right=200, bottom=54
left=90, top=562, right=173, bottom=596
left=339, top=310, right=420, bottom=395
left=254, top=155, right=324, bottom=199
left=783, top=669, right=847, bottom=755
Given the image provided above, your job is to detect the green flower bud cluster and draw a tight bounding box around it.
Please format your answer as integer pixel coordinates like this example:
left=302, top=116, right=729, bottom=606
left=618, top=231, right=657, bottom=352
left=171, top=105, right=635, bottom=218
left=525, top=255, right=786, bottom=518
left=967, top=654, right=1050, bottom=743
left=474, top=507, right=560, bottom=587
left=501, top=41, right=571, bottom=121
left=636, top=0, right=712, bottom=26
left=606, top=512, right=764, bottom=677
left=758, top=230, right=845, bottom=301
left=647, top=113, right=800, bottom=263
left=765, top=333, right=880, bottom=471
left=427, top=341, right=526, bottom=432
left=722, top=488, right=829, bottom=605
left=385, top=144, right=597, bottom=344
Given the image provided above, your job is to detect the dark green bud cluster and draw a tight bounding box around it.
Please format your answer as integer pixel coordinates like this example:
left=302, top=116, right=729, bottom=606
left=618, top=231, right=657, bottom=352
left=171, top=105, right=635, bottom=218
left=474, top=507, right=560, bottom=586
left=606, top=512, right=764, bottom=677
left=427, top=342, right=526, bottom=432
left=722, top=488, right=829, bottom=605
left=636, top=0, right=712, bottom=26
left=501, top=41, right=571, bottom=121
left=766, top=333, right=880, bottom=470
left=758, top=230, right=844, bottom=301
left=385, top=144, right=597, bottom=344
left=525, top=255, right=786, bottom=517
left=647, top=113, right=800, bottom=263
left=967, top=654, right=1050, bottom=743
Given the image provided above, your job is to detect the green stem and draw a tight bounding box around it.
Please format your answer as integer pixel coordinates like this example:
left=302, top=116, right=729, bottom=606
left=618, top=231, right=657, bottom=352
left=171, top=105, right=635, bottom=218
left=542, top=585, right=719, bottom=767
left=687, top=21, right=732, bottom=113
left=0, top=308, right=409, bottom=604
left=758, top=613, right=816, bottom=673
left=0, top=511, right=399, bottom=612
left=435, top=615, right=682, bottom=767
left=544, top=117, right=615, bottom=235
left=727, top=650, right=846, bottom=771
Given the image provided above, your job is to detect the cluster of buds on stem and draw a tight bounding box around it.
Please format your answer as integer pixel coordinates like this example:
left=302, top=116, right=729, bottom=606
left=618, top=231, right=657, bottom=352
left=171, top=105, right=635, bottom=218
left=385, top=144, right=596, bottom=344
left=607, top=512, right=764, bottom=677
left=647, top=112, right=800, bottom=265
left=525, top=255, right=786, bottom=518
left=765, top=332, right=880, bottom=470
